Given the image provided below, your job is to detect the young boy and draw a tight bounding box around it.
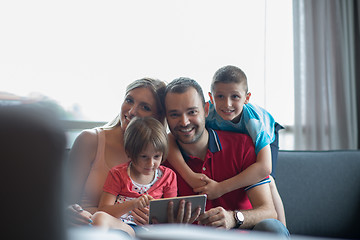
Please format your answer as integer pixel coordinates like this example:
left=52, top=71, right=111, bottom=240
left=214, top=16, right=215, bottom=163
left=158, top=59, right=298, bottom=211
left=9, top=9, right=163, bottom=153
left=166, top=65, right=286, bottom=226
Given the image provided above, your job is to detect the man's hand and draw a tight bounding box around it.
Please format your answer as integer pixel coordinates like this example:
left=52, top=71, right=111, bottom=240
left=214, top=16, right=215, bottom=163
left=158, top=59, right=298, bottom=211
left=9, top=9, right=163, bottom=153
left=193, top=175, right=224, bottom=200
left=152, top=199, right=201, bottom=224
left=197, top=207, right=236, bottom=229
left=168, top=200, right=202, bottom=223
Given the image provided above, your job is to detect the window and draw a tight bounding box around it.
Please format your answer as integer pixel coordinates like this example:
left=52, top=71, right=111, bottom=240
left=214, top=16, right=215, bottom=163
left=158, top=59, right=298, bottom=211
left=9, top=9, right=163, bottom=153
left=0, top=0, right=294, bottom=149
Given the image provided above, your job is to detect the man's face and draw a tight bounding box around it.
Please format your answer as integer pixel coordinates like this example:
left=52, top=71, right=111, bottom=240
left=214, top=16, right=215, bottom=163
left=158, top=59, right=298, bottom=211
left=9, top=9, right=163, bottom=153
left=165, top=87, right=207, bottom=145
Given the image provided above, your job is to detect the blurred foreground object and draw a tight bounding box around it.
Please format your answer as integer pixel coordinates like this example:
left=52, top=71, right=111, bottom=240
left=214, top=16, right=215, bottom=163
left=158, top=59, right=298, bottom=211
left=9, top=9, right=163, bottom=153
left=0, top=103, right=66, bottom=240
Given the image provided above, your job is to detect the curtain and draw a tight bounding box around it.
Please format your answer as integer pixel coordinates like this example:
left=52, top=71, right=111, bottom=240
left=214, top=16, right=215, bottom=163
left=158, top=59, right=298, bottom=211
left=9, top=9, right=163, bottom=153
left=293, top=0, right=358, bottom=150
left=355, top=0, right=360, bottom=149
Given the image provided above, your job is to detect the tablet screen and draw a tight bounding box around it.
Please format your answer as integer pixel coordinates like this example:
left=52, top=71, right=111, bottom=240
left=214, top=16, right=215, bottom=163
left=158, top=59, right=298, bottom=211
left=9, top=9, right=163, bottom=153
left=149, top=194, right=207, bottom=224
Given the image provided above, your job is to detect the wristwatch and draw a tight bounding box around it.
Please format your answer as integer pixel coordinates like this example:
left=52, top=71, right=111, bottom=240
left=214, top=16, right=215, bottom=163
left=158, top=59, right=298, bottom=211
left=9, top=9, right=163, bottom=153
left=234, top=210, right=244, bottom=228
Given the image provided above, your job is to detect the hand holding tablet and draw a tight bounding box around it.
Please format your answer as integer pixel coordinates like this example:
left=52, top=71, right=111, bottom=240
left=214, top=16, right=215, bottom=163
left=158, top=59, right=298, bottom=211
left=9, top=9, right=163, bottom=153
left=149, top=194, right=207, bottom=224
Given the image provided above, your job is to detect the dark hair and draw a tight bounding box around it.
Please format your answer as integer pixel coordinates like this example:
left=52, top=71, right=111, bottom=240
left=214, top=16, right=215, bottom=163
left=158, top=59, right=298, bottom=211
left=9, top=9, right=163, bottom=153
left=124, top=117, right=168, bottom=163
left=163, top=77, right=206, bottom=108
left=211, top=65, right=248, bottom=93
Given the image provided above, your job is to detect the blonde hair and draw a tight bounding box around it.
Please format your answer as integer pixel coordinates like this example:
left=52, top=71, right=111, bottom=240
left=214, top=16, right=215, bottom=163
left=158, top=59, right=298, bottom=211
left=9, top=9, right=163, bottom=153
left=104, top=78, right=166, bottom=128
left=124, top=117, right=168, bottom=163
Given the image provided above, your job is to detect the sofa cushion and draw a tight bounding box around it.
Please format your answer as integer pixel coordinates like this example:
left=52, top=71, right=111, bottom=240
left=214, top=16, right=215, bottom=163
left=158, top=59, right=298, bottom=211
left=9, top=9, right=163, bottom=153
left=276, top=150, right=360, bottom=239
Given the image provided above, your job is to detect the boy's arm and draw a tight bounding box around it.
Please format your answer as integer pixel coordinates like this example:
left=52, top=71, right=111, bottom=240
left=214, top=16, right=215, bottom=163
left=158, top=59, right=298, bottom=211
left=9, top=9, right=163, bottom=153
left=194, top=145, right=272, bottom=200
left=219, top=145, right=272, bottom=192
left=167, top=133, right=206, bottom=189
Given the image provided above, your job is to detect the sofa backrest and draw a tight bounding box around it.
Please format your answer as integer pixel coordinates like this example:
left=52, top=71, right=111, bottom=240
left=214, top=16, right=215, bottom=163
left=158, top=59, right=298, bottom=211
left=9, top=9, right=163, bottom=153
left=276, top=150, right=360, bottom=239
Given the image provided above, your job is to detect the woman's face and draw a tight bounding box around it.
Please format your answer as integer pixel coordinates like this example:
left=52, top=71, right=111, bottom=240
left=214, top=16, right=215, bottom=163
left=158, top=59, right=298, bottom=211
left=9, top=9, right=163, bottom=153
left=120, top=87, right=158, bottom=130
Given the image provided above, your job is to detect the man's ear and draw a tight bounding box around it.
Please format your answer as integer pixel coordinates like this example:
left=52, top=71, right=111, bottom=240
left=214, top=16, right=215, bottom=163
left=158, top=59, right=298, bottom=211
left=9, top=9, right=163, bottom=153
left=205, top=101, right=210, bottom=117
left=208, top=92, right=214, bottom=104
left=245, top=92, right=251, bottom=104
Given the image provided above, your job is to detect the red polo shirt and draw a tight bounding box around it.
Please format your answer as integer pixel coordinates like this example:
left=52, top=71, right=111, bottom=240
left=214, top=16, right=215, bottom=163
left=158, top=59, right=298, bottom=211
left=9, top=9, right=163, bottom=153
left=166, top=128, right=269, bottom=211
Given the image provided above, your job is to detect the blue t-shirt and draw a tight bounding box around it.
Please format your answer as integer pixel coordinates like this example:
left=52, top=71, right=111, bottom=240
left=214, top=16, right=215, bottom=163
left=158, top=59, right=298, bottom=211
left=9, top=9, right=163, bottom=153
left=206, top=102, right=276, bottom=154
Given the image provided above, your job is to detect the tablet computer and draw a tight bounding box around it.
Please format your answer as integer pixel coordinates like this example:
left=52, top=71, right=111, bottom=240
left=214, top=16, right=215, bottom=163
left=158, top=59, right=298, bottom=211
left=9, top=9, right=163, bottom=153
left=149, top=194, right=207, bottom=224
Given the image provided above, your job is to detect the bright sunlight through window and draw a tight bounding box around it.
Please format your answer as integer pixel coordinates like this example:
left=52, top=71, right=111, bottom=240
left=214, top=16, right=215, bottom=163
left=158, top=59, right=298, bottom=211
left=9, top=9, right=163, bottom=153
left=0, top=0, right=294, bottom=149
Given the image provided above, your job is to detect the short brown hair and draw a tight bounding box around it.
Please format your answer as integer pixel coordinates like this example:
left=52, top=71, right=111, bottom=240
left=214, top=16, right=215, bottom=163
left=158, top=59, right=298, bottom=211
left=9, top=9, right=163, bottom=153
left=163, top=77, right=206, bottom=108
left=211, top=65, right=248, bottom=93
left=124, top=117, right=168, bottom=163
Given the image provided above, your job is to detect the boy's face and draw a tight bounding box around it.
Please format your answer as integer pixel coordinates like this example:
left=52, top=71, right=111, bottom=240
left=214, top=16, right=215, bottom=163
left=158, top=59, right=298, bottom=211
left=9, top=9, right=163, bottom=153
left=209, top=82, right=251, bottom=123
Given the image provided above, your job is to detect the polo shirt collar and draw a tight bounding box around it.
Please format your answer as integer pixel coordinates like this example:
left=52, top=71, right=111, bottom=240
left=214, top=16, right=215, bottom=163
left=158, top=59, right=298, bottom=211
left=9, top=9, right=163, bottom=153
left=177, top=128, right=222, bottom=162
left=208, top=128, right=222, bottom=153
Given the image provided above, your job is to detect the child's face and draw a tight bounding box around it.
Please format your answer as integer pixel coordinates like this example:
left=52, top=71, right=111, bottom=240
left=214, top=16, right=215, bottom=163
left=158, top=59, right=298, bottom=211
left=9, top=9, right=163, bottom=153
left=131, top=144, right=163, bottom=177
left=209, top=82, right=250, bottom=123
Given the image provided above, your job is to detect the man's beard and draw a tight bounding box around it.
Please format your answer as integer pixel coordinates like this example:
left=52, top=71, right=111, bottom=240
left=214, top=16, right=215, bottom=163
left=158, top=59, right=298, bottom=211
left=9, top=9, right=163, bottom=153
left=173, top=124, right=205, bottom=145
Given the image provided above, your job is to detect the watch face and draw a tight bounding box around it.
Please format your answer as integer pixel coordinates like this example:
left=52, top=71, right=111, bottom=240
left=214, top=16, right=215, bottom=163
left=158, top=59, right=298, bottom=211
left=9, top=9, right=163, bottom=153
left=236, top=211, right=244, bottom=222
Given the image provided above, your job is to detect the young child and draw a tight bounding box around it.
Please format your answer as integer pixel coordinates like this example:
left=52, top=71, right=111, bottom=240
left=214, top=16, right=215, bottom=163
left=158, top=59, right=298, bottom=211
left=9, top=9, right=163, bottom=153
left=167, top=65, right=286, bottom=226
left=94, top=116, right=178, bottom=236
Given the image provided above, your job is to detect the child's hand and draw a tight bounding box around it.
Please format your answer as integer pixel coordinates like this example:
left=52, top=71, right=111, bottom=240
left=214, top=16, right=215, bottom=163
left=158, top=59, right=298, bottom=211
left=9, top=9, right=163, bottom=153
left=193, top=175, right=224, bottom=200
left=132, top=207, right=149, bottom=225
left=134, top=194, right=154, bottom=209
left=187, top=172, right=208, bottom=189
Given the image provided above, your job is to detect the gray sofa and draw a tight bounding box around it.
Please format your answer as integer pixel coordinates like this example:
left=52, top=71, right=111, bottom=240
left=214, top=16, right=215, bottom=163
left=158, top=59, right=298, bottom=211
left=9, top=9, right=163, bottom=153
left=64, top=147, right=360, bottom=239
left=276, top=150, right=360, bottom=239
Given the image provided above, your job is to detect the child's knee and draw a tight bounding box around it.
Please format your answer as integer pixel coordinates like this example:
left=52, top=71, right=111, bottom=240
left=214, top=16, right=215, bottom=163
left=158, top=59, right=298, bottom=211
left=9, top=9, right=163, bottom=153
left=91, top=211, right=136, bottom=237
left=91, top=211, right=111, bottom=228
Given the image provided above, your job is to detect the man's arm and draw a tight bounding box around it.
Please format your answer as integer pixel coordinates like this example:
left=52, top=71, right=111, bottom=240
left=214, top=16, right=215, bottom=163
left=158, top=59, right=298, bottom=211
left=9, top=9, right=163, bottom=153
left=197, top=182, right=277, bottom=229
left=239, top=182, right=277, bottom=229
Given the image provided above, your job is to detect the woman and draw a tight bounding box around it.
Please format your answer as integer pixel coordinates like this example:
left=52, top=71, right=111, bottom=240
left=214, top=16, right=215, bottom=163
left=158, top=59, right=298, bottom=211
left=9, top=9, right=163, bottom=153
left=66, top=78, right=166, bottom=227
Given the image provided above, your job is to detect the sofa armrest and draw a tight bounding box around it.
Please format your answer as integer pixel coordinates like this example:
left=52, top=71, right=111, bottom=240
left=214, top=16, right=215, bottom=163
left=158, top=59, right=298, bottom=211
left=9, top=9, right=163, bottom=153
left=276, top=150, right=360, bottom=239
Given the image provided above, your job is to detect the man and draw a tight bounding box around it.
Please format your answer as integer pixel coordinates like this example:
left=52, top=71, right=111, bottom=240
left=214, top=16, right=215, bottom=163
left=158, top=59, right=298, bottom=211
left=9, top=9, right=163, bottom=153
left=163, top=77, right=289, bottom=236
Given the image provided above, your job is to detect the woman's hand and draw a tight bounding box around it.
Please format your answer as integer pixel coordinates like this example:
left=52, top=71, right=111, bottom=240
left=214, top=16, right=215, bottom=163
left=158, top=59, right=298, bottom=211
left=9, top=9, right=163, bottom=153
left=66, top=204, right=93, bottom=226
